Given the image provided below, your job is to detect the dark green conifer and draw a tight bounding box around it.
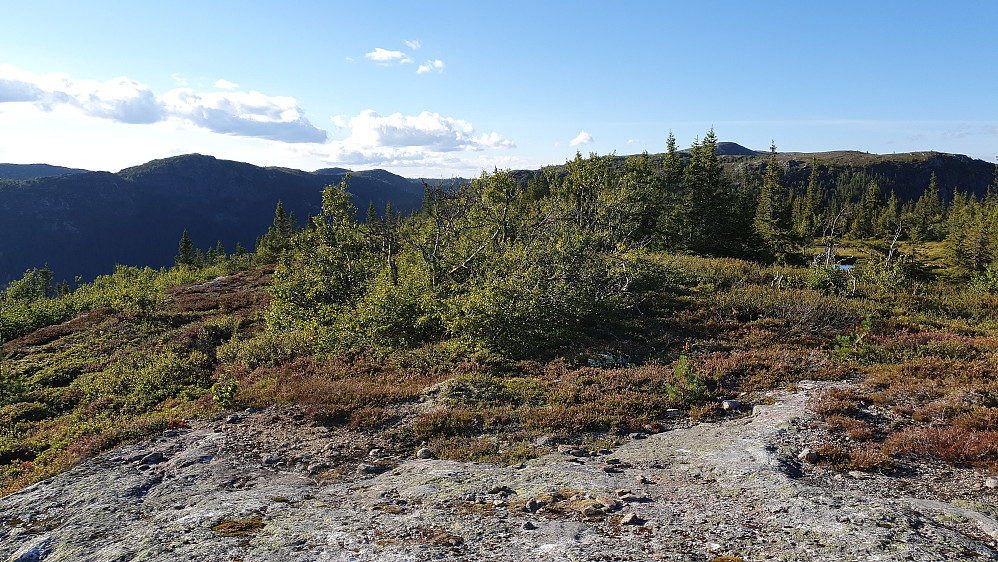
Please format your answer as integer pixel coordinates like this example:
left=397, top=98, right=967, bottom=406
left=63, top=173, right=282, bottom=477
left=175, top=229, right=195, bottom=267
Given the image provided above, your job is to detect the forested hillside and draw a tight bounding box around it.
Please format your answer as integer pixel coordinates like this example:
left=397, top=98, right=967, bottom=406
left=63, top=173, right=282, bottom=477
left=0, top=154, right=424, bottom=285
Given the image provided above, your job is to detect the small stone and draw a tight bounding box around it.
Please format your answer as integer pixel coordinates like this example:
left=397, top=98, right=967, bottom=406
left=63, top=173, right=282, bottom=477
left=798, top=448, right=820, bottom=464
left=615, top=488, right=632, bottom=498
left=598, top=497, right=622, bottom=511
left=665, top=409, right=681, bottom=417
left=720, top=399, right=742, bottom=412
left=225, top=414, right=241, bottom=424
left=163, top=429, right=179, bottom=438
left=534, top=434, right=553, bottom=447
left=620, top=512, right=643, bottom=525
left=848, top=470, right=868, bottom=479
left=582, top=505, right=603, bottom=517
left=752, top=404, right=766, bottom=416
left=416, top=447, right=432, bottom=459
left=522, top=521, right=537, bottom=530
left=525, top=498, right=544, bottom=513
left=557, top=445, right=575, bottom=454
left=985, top=477, right=998, bottom=488
left=637, top=474, right=653, bottom=485
left=368, top=448, right=382, bottom=458
left=629, top=433, right=647, bottom=440
left=307, top=462, right=329, bottom=474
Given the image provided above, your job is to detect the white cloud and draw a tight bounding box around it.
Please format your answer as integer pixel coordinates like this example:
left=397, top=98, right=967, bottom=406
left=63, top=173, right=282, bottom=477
left=627, top=139, right=641, bottom=145
left=0, top=66, right=162, bottom=124
left=473, top=131, right=516, bottom=150
left=214, top=79, right=240, bottom=90
left=570, top=130, right=594, bottom=146
left=0, top=64, right=326, bottom=143
left=161, top=89, right=326, bottom=143
left=404, top=39, right=421, bottom=50
left=417, top=60, right=445, bottom=74
left=365, top=47, right=408, bottom=63
left=305, top=110, right=514, bottom=170
left=344, top=110, right=510, bottom=152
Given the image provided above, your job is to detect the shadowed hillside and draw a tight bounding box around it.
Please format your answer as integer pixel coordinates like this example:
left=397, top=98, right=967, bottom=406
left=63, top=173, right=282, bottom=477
left=0, top=163, right=89, bottom=180
left=0, top=154, right=423, bottom=284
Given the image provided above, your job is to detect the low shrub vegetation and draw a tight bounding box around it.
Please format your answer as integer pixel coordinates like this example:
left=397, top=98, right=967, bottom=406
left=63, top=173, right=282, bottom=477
left=5, top=146, right=998, bottom=493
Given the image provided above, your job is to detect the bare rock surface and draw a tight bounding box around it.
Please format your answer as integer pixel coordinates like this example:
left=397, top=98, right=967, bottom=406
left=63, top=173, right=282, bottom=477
left=3, top=383, right=998, bottom=561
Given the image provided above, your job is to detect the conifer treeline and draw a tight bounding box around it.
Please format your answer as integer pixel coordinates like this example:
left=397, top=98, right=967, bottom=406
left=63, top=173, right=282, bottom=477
left=264, top=131, right=997, bottom=356
left=545, top=130, right=998, bottom=275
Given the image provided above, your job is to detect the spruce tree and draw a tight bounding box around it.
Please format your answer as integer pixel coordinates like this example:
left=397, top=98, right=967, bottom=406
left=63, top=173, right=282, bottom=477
left=175, top=230, right=195, bottom=267
left=753, top=143, right=791, bottom=261
left=849, top=180, right=885, bottom=239
left=273, top=201, right=289, bottom=236
left=655, top=131, right=685, bottom=250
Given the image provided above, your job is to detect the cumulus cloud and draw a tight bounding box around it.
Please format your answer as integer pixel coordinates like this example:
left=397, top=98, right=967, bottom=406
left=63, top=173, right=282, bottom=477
left=214, top=79, right=240, bottom=90
left=365, top=47, right=409, bottom=63
left=313, top=110, right=514, bottom=168
left=570, top=130, right=594, bottom=146
left=0, top=64, right=326, bottom=143
left=161, top=89, right=326, bottom=143
left=404, top=39, right=421, bottom=50
left=0, top=66, right=162, bottom=124
left=345, top=110, right=511, bottom=152
left=473, top=131, right=516, bottom=150
left=417, top=60, right=445, bottom=74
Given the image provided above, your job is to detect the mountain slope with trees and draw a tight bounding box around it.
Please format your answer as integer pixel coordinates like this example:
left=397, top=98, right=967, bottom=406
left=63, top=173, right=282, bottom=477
left=0, top=154, right=424, bottom=284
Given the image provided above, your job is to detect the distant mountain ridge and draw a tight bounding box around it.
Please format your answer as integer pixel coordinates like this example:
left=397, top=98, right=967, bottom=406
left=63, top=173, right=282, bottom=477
left=678, top=141, right=762, bottom=156
left=0, top=163, right=90, bottom=180
left=0, top=154, right=423, bottom=284
left=511, top=146, right=995, bottom=203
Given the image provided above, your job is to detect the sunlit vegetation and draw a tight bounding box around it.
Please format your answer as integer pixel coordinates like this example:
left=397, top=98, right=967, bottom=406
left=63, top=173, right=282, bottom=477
left=2, top=134, right=998, bottom=493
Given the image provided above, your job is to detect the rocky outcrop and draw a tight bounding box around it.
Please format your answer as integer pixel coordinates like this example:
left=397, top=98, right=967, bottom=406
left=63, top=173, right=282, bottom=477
left=3, top=383, right=997, bottom=561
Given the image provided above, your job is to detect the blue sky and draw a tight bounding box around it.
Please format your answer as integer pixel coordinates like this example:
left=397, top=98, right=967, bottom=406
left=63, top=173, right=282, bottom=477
left=1, top=1, right=995, bottom=177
